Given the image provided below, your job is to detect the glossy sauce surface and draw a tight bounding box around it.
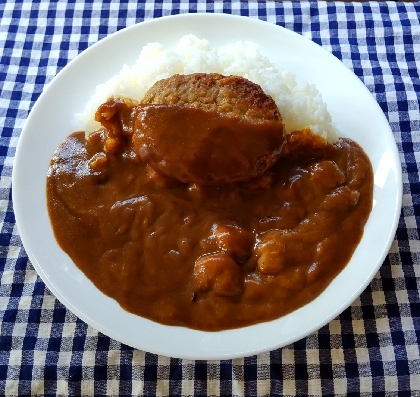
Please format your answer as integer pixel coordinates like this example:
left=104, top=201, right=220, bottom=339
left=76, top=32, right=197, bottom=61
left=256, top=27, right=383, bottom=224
left=132, top=105, right=285, bottom=185
left=47, top=103, right=373, bottom=331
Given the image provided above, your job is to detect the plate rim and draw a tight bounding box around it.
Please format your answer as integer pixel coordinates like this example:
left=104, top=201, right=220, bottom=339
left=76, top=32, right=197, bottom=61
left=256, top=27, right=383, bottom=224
left=12, top=13, right=402, bottom=360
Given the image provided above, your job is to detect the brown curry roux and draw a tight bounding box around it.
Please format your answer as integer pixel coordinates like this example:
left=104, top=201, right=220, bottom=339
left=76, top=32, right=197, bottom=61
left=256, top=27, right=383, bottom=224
left=46, top=99, right=373, bottom=331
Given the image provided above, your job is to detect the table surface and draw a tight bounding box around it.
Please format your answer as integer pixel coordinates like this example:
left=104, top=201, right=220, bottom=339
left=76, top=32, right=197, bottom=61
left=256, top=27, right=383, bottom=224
left=1, top=1, right=420, bottom=396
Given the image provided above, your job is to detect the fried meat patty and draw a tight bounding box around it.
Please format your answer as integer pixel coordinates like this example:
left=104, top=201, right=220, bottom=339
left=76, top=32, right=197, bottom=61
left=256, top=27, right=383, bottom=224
left=132, top=73, right=286, bottom=185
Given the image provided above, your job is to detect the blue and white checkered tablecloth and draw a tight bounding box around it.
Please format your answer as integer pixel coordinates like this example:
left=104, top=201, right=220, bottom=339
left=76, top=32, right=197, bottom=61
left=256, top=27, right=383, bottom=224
left=1, top=0, right=419, bottom=395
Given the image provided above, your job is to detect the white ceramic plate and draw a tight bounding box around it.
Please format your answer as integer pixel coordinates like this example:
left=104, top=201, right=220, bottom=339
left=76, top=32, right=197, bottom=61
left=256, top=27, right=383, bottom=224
left=13, top=13, right=402, bottom=360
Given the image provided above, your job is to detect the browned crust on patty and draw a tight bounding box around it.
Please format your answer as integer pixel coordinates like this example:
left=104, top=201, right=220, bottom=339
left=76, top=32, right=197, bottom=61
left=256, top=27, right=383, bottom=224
left=141, top=73, right=281, bottom=123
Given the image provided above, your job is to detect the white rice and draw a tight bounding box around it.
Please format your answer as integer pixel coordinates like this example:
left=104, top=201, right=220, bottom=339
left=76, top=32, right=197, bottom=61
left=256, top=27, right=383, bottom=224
left=79, top=35, right=338, bottom=142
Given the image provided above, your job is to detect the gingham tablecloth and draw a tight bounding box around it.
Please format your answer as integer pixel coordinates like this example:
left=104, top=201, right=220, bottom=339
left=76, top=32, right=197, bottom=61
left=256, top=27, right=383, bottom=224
left=1, top=1, right=419, bottom=396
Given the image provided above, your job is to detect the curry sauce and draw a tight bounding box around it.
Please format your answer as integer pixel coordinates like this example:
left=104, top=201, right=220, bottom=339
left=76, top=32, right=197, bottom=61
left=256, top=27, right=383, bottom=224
left=46, top=100, right=373, bottom=331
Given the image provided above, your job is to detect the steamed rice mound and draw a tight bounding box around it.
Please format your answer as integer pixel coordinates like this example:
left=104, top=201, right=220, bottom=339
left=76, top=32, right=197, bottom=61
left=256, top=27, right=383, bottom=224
left=80, top=35, right=338, bottom=143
